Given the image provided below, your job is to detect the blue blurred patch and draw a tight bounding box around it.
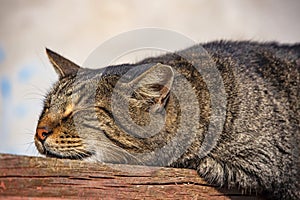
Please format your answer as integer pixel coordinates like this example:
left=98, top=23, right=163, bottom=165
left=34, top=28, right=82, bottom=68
left=15, top=104, right=28, bottom=118
left=0, top=46, right=5, bottom=63
left=18, top=65, right=36, bottom=83
left=0, top=77, right=11, bottom=99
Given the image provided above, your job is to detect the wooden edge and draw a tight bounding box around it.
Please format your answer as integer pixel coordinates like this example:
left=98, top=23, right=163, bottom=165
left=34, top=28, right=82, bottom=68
left=0, top=153, right=265, bottom=199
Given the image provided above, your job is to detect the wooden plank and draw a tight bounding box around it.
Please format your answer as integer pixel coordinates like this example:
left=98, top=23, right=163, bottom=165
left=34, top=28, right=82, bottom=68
left=0, top=153, right=265, bottom=199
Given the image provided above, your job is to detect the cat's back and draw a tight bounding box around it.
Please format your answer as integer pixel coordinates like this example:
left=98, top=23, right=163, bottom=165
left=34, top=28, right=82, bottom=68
left=178, top=41, right=299, bottom=199
left=203, top=41, right=300, bottom=196
left=202, top=41, right=300, bottom=90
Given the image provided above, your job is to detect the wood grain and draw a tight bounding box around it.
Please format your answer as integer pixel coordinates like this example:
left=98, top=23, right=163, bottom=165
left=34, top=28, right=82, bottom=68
left=0, top=153, right=265, bottom=199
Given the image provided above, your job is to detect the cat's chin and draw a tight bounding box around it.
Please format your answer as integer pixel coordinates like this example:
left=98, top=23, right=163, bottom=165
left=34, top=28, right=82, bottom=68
left=37, top=146, right=94, bottom=160
left=44, top=150, right=93, bottom=160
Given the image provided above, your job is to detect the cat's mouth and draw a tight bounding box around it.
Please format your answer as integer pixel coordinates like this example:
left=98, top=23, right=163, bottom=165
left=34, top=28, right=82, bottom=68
left=34, top=127, right=94, bottom=160
left=36, top=139, right=94, bottom=160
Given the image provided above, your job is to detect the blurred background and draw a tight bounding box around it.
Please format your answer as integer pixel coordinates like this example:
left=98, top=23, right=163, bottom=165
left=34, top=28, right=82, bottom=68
left=0, top=0, right=299, bottom=156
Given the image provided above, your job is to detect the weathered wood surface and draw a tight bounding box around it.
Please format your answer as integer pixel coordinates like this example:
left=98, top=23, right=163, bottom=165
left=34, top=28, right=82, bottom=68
left=0, top=153, right=265, bottom=199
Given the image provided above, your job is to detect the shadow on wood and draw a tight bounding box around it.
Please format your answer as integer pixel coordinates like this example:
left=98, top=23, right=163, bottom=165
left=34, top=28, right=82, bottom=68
left=0, top=153, right=265, bottom=199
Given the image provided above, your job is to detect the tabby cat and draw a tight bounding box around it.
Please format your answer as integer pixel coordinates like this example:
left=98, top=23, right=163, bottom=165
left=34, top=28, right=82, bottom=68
left=35, top=41, right=299, bottom=199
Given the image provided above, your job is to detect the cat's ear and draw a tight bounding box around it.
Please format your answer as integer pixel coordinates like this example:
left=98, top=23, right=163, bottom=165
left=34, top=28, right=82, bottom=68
left=46, top=48, right=80, bottom=79
left=129, top=63, right=174, bottom=113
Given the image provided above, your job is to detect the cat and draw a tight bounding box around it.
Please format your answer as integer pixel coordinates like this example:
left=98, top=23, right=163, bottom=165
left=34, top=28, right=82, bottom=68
left=35, top=41, right=299, bottom=199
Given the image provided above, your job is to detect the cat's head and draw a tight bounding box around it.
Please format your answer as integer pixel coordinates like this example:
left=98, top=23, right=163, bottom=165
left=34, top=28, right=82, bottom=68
left=35, top=49, right=175, bottom=164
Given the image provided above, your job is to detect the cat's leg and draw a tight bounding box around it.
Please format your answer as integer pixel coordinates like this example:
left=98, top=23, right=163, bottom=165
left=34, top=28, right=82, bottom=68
left=196, top=157, right=262, bottom=194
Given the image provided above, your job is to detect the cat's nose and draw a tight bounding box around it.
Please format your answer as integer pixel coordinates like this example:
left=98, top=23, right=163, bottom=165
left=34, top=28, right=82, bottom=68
left=36, top=126, right=52, bottom=142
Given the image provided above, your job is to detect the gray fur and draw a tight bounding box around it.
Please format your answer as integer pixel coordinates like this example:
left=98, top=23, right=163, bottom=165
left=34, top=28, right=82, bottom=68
left=35, top=41, right=299, bottom=199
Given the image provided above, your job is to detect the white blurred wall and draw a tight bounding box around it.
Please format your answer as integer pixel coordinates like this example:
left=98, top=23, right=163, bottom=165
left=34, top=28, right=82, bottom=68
left=0, top=0, right=299, bottom=156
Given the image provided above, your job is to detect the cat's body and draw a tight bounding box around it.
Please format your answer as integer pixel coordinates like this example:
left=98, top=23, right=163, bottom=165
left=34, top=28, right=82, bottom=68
left=35, top=41, right=299, bottom=199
